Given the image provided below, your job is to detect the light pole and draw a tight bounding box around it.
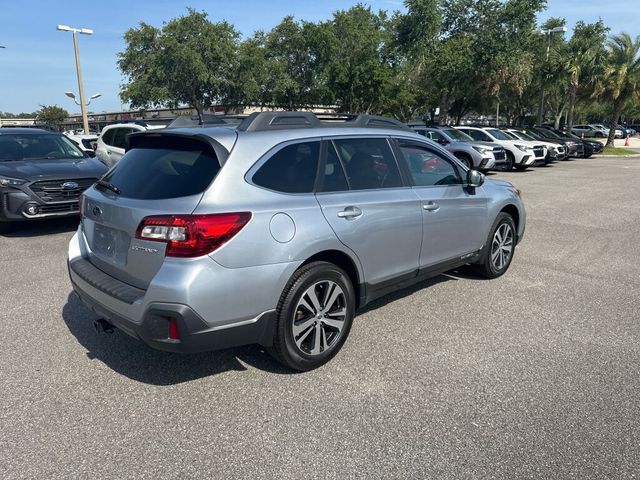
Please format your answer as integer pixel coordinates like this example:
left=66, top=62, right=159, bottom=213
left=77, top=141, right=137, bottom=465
left=536, top=26, right=567, bottom=126
left=64, top=92, right=101, bottom=132
left=0, top=46, right=4, bottom=127
left=57, top=25, right=93, bottom=134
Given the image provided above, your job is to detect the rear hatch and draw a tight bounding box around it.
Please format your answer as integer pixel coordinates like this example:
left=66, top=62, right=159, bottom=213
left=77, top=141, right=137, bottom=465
left=80, top=133, right=228, bottom=289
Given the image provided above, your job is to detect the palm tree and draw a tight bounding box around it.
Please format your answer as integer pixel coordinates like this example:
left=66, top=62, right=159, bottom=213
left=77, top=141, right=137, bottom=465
left=562, top=21, right=608, bottom=130
left=595, top=33, right=640, bottom=147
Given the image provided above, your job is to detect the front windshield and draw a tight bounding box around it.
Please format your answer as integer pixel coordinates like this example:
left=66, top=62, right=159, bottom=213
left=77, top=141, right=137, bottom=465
left=486, top=129, right=511, bottom=140
left=0, top=133, right=85, bottom=162
left=501, top=131, right=519, bottom=140
left=442, top=128, right=473, bottom=142
left=515, top=131, right=536, bottom=141
left=537, top=128, right=560, bottom=139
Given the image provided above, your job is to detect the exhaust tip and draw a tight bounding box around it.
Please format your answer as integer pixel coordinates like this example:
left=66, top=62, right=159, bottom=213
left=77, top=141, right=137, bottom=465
left=93, top=318, right=114, bottom=334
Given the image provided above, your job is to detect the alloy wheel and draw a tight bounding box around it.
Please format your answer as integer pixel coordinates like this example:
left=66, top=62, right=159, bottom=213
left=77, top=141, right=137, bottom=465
left=491, top=223, right=514, bottom=271
left=292, top=280, right=347, bottom=356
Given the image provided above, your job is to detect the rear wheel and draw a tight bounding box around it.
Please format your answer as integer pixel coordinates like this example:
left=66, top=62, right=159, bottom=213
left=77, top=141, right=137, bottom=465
left=471, top=212, right=516, bottom=279
left=454, top=153, right=472, bottom=169
left=270, top=261, right=356, bottom=371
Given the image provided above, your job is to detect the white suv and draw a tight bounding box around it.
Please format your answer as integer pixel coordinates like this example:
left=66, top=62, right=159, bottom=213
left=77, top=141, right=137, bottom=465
left=456, top=127, right=545, bottom=171
left=96, top=123, right=164, bottom=167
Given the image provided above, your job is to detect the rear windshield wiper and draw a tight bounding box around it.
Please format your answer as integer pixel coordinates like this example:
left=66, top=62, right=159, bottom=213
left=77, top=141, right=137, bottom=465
left=95, top=179, right=121, bottom=195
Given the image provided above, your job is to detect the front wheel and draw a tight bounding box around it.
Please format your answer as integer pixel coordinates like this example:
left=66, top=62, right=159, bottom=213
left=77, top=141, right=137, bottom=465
left=270, top=261, right=356, bottom=371
left=454, top=153, right=472, bottom=169
left=471, top=213, right=517, bottom=279
left=502, top=152, right=515, bottom=171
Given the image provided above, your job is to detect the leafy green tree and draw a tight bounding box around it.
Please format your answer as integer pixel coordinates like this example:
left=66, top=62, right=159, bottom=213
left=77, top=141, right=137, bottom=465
left=224, top=36, right=269, bottom=111
left=118, top=9, right=240, bottom=122
left=563, top=21, right=609, bottom=129
left=320, top=5, right=395, bottom=114
left=36, top=105, right=68, bottom=130
left=595, top=33, right=640, bottom=146
left=262, top=17, right=326, bottom=109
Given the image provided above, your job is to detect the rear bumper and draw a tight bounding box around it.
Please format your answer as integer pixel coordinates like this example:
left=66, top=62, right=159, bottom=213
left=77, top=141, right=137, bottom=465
left=67, top=228, right=294, bottom=353
left=70, top=270, right=275, bottom=353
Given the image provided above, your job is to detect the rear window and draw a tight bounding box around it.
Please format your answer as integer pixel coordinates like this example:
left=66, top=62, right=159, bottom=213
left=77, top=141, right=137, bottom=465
left=99, top=135, right=221, bottom=199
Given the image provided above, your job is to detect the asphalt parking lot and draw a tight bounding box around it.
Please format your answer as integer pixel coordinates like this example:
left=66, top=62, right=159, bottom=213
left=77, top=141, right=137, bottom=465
left=1, top=157, right=639, bottom=479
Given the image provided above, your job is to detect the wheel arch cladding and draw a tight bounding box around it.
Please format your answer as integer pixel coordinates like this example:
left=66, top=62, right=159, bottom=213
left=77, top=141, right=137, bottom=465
left=500, top=204, right=519, bottom=233
left=301, top=250, right=361, bottom=308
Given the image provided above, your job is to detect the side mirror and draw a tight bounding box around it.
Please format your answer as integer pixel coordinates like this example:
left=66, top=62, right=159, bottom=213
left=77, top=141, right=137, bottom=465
left=467, top=169, right=485, bottom=188
left=437, top=138, right=449, bottom=145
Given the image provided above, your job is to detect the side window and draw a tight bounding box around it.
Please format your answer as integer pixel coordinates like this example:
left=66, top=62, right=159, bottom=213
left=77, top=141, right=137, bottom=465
left=466, top=130, right=488, bottom=142
left=333, top=137, right=403, bottom=190
left=428, top=130, right=445, bottom=142
left=111, top=128, right=131, bottom=149
left=253, top=141, right=320, bottom=193
left=319, top=142, right=349, bottom=192
left=101, top=128, right=116, bottom=146
left=396, top=141, right=463, bottom=187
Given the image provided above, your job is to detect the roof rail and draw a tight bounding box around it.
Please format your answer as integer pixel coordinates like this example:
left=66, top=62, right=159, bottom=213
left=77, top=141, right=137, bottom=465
left=236, top=111, right=412, bottom=132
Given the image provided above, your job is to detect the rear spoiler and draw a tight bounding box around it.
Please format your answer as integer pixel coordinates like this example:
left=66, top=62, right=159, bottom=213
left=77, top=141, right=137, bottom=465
left=126, top=130, right=237, bottom=165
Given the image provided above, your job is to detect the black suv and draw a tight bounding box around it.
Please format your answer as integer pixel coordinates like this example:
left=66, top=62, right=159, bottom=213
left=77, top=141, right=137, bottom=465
left=0, top=128, right=107, bottom=232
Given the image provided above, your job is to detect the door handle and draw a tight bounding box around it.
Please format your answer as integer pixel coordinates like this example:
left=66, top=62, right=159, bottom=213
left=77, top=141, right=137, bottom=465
left=423, top=201, right=440, bottom=212
left=337, top=206, right=363, bottom=219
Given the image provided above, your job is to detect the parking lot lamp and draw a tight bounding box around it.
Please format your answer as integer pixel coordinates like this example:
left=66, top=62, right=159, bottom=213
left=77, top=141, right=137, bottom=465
left=57, top=25, right=93, bottom=134
left=537, top=26, right=567, bottom=126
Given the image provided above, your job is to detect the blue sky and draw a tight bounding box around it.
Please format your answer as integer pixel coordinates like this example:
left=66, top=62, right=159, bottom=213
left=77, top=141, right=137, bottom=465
left=0, top=0, right=638, bottom=114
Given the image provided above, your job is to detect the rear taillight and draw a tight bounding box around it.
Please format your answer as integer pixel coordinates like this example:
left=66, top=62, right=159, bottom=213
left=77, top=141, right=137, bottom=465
left=135, top=212, right=251, bottom=258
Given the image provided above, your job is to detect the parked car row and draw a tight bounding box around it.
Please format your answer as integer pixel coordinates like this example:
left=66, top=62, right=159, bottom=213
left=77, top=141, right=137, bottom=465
left=409, top=124, right=602, bottom=172
left=544, top=123, right=637, bottom=139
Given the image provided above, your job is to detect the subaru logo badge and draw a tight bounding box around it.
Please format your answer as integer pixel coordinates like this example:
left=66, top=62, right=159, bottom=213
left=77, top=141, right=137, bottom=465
left=92, top=205, right=102, bottom=217
left=62, top=181, right=79, bottom=190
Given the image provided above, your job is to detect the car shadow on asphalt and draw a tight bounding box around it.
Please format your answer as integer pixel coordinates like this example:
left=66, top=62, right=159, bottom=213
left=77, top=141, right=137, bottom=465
left=62, top=292, right=293, bottom=385
left=357, top=271, right=479, bottom=314
left=61, top=270, right=479, bottom=385
left=2, top=217, right=79, bottom=238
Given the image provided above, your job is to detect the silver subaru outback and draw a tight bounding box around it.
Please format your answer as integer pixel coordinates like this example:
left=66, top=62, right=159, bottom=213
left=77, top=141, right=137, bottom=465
left=68, top=112, right=526, bottom=371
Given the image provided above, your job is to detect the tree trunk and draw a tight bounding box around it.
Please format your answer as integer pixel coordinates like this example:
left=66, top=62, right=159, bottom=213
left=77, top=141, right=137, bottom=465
left=554, top=109, right=564, bottom=130
left=606, top=103, right=623, bottom=148
left=194, top=105, right=204, bottom=125
left=567, top=87, right=577, bottom=130
left=438, top=91, right=449, bottom=126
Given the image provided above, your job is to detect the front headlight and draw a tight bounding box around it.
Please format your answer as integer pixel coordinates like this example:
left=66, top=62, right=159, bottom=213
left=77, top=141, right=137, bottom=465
left=0, top=176, right=28, bottom=188
left=515, top=144, right=529, bottom=152
left=472, top=146, right=491, bottom=154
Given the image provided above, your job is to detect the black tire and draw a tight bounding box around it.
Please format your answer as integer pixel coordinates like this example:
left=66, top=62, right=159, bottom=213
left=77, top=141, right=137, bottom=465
left=503, top=151, right=515, bottom=171
left=270, top=261, right=356, bottom=371
left=454, top=153, right=472, bottom=169
left=513, top=163, right=528, bottom=171
left=471, top=212, right=517, bottom=279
